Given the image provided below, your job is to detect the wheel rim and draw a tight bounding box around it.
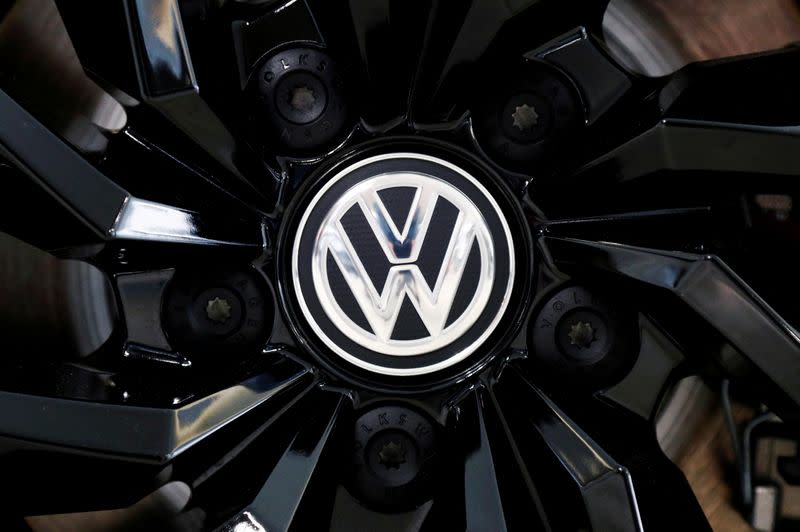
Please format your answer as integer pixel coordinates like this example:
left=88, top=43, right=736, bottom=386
left=2, top=0, right=799, bottom=530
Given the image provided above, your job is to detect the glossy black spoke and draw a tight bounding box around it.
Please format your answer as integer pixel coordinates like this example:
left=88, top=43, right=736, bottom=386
left=218, top=392, right=344, bottom=532
left=458, top=388, right=517, bottom=532
left=574, top=47, right=800, bottom=182
left=598, top=314, right=686, bottom=421
left=184, top=371, right=318, bottom=492
left=55, top=0, right=267, bottom=198
left=490, top=367, right=643, bottom=532
left=410, top=0, right=610, bottom=124
left=544, top=236, right=800, bottom=409
left=0, top=360, right=309, bottom=462
left=0, top=355, right=311, bottom=515
left=578, top=119, right=800, bottom=182
left=541, top=207, right=716, bottom=253
left=116, top=268, right=187, bottom=363
left=527, top=26, right=633, bottom=125
left=0, top=88, right=263, bottom=260
left=344, top=0, right=431, bottom=130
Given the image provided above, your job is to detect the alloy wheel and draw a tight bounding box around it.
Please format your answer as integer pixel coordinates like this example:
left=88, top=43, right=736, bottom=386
left=2, top=0, right=800, bottom=530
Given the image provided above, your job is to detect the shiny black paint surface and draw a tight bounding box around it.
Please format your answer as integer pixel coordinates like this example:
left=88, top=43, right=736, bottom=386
left=0, top=0, right=798, bottom=529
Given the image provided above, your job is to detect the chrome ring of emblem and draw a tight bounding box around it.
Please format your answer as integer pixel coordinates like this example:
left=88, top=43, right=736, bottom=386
left=291, top=153, right=515, bottom=376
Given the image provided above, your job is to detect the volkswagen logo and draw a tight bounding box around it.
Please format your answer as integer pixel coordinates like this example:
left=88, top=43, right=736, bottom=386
left=291, top=152, right=515, bottom=376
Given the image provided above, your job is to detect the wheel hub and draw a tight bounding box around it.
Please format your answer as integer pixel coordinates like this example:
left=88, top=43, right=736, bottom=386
left=284, top=142, right=528, bottom=380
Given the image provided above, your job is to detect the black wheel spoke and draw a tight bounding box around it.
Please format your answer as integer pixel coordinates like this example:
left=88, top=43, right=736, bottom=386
left=410, top=0, right=610, bottom=124
left=540, top=207, right=715, bottom=252
left=116, top=269, right=181, bottom=358
left=597, top=314, right=686, bottom=421
left=218, top=392, right=344, bottom=532
left=0, top=354, right=311, bottom=515
left=0, top=358, right=308, bottom=462
left=578, top=119, right=800, bottom=181
left=574, top=47, right=800, bottom=181
left=491, top=366, right=643, bottom=532
left=458, top=388, right=516, bottom=532
left=184, top=371, right=318, bottom=492
left=0, top=88, right=263, bottom=260
left=55, top=0, right=264, bottom=190
left=346, top=0, right=431, bottom=130
left=528, top=26, right=634, bottom=125
left=544, top=236, right=800, bottom=409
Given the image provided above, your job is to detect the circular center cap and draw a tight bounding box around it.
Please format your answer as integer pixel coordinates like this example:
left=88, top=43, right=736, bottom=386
left=291, top=152, right=515, bottom=376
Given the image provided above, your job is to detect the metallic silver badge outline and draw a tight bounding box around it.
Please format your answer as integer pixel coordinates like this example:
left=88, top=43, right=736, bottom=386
left=292, top=153, right=515, bottom=376
left=314, top=172, right=495, bottom=354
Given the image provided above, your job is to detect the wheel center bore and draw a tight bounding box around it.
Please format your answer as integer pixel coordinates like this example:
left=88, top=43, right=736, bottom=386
left=284, top=142, right=528, bottom=381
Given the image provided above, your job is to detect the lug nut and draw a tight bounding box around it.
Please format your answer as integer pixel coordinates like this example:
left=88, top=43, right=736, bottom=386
left=530, top=285, right=638, bottom=388
left=349, top=405, right=437, bottom=510
left=163, top=270, right=272, bottom=357
left=254, top=47, right=349, bottom=154
left=472, top=59, right=582, bottom=171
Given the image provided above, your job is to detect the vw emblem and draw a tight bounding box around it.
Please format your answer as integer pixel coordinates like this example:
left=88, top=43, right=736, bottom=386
left=291, top=152, right=515, bottom=376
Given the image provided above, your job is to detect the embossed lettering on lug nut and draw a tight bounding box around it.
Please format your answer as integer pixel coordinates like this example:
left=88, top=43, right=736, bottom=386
left=292, top=153, right=515, bottom=376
